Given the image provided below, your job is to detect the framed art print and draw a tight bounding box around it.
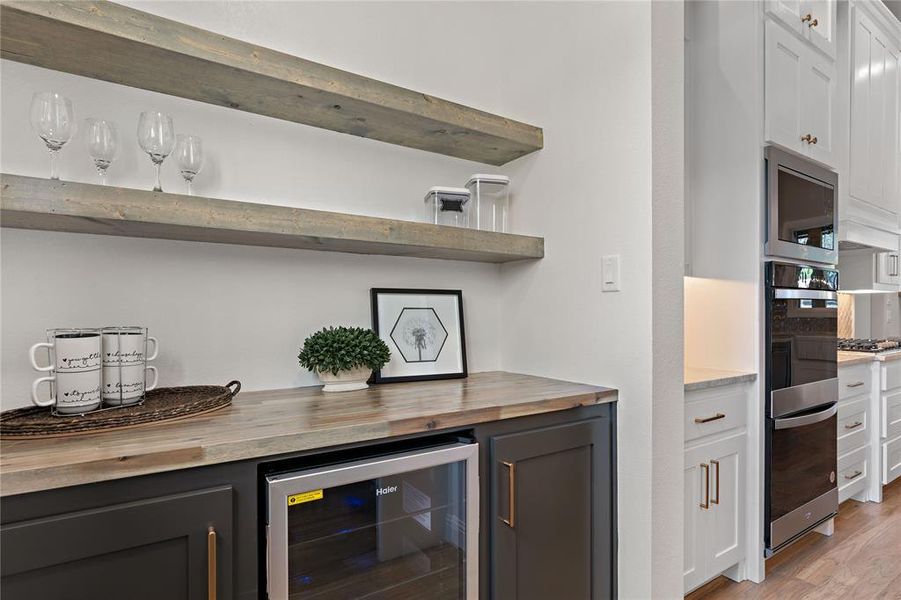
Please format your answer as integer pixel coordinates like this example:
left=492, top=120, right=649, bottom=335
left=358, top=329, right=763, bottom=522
left=370, top=288, right=467, bottom=383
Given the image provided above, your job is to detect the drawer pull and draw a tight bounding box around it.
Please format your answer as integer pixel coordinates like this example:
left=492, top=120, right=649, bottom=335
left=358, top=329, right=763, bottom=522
left=500, top=461, right=516, bottom=528
left=846, top=381, right=865, bottom=388
left=711, top=459, right=721, bottom=505
left=695, top=413, right=726, bottom=424
left=845, top=421, right=863, bottom=430
left=208, top=527, right=217, bottom=600
left=844, top=470, right=863, bottom=481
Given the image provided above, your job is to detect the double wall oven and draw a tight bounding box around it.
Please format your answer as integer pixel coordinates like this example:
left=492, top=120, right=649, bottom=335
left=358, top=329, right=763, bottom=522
left=765, top=262, right=839, bottom=554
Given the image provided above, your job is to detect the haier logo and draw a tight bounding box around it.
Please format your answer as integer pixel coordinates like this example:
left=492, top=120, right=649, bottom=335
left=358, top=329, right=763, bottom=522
left=376, top=485, right=398, bottom=497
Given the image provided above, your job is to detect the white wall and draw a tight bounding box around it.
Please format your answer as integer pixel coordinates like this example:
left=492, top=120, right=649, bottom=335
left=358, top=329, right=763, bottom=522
left=1, top=2, right=683, bottom=597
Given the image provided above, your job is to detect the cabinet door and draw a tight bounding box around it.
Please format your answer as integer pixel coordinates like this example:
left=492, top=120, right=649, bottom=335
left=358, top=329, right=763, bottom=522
left=801, top=0, right=836, bottom=58
left=876, top=251, right=901, bottom=287
left=0, top=486, right=233, bottom=600
left=800, top=48, right=836, bottom=165
left=705, top=434, right=746, bottom=577
left=885, top=44, right=900, bottom=220
left=766, top=21, right=804, bottom=153
left=766, top=0, right=804, bottom=37
left=869, top=31, right=888, bottom=209
left=850, top=12, right=876, bottom=203
left=683, top=445, right=710, bottom=595
left=492, top=418, right=614, bottom=600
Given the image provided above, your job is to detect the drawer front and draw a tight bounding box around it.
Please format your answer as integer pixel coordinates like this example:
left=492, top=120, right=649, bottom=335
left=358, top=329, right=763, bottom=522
left=837, top=444, right=868, bottom=504
left=882, top=361, right=901, bottom=392
left=684, top=387, right=747, bottom=442
left=883, top=390, right=901, bottom=440
left=839, top=363, right=871, bottom=400
left=838, top=400, right=868, bottom=456
left=883, top=436, right=901, bottom=485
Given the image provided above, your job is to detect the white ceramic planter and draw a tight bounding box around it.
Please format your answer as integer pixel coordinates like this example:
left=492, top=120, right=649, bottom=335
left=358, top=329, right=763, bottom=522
left=318, top=367, right=372, bottom=392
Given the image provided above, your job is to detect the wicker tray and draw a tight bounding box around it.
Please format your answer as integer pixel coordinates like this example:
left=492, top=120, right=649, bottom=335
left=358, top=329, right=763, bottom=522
left=0, top=381, right=240, bottom=439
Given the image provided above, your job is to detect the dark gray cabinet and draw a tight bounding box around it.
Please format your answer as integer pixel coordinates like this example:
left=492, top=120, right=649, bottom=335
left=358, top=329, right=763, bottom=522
left=491, top=418, right=615, bottom=600
left=0, top=485, right=233, bottom=600
left=0, top=403, right=615, bottom=600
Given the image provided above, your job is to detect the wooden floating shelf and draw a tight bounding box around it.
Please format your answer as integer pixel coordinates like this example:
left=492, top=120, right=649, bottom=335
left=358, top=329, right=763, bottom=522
left=0, top=174, right=545, bottom=263
left=0, top=1, right=543, bottom=166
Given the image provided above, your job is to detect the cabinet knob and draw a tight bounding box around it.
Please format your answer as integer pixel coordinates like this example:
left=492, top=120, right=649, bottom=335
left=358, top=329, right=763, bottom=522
left=801, top=13, right=813, bottom=23
left=801, top=134, right=818, bottom=144
left=810, top=19, right=819, bottom=27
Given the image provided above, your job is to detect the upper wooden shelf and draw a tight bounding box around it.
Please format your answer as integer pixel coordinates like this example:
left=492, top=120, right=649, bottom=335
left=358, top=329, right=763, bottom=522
left=0, top=174, right=545, bottom=263
left=0, top=1, right=543, bottom=166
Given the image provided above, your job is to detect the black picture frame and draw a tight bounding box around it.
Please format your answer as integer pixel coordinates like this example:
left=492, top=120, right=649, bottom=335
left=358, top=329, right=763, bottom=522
left=370, top=288, right=468, bottom=384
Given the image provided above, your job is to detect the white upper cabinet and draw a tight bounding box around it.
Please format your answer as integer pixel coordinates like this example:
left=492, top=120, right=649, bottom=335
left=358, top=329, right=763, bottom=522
left=849, top=7, right=901, bottom=228
left=765, top=20, right=837, bottom=166
left=766, top=0, right=837, bottom=59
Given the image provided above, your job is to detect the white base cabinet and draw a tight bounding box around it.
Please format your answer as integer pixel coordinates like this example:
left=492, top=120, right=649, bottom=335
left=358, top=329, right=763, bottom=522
left=684, top=384, right=749, bottom=595
left=881, top=360, right=901, bottom=487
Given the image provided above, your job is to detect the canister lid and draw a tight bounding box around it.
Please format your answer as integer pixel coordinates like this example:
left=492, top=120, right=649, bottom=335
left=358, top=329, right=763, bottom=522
left=424, top=186, right=471, bottom=202
left=465, top=174, right=510, bottom=187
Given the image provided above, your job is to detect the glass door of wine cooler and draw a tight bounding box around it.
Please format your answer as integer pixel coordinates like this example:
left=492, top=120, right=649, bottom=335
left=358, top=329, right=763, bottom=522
left=266, top=443, right=479, bottom=600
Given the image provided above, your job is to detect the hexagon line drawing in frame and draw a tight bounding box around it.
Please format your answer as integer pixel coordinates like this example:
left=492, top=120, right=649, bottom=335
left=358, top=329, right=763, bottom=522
left=389, top=307, right=449, bottom=363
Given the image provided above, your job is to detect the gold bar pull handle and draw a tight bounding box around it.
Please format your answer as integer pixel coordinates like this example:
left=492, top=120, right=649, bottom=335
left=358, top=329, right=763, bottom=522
left=846, top=381, right=865, bottom=388
left=694, top=413, right=726, bottom=424
left=700, top=463, right=710, bottom=510
left=208, top=526, right=217, bottom=600
left=710, top=459, right=721, bottom=505
left=500, top=461, right=516, bottom=528
left=845, top=421, right=864, bottom=430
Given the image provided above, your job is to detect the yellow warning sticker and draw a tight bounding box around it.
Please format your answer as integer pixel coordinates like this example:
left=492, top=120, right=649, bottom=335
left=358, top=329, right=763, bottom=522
left=288, top=489, right=323, bottom=506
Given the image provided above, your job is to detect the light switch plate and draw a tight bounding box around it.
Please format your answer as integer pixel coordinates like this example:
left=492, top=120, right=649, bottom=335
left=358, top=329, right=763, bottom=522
left=602, top=255, right=620, bottom=292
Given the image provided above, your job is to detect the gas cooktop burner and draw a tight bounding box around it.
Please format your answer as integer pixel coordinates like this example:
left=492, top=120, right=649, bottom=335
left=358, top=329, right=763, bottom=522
left=838, top=338, right=901, bottom=353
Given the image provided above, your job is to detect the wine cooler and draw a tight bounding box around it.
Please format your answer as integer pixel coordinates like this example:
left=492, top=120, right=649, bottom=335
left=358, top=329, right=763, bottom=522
left=265, top=442, right=479, bottom=599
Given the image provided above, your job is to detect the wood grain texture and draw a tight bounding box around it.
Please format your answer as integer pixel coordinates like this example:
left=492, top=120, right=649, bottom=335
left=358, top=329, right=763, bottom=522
left=0, top=174, right=544, bottom=263
left=0, top=371, right=616, bottom=497
left=837, top=351, right=878, bottom=366
left=686, top=478, right=901, bottom=600
left=0, top=1, right=542, bottom=165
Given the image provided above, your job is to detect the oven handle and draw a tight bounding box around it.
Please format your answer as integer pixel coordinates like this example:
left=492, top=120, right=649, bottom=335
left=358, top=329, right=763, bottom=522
left=773, top=289, right=837, bottom=301
left=774, top=403, right=838, bottom=429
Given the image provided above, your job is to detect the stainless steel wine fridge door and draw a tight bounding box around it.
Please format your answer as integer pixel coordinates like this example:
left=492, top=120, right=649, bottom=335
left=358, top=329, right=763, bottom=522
left=266, top=443, right=479, bottom=600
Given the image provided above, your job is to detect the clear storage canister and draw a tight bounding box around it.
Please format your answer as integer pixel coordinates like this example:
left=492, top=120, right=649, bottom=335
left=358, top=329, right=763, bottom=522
left=466, top=174, right=510, bottom=233
left=424, top=187, right=471, bottom=228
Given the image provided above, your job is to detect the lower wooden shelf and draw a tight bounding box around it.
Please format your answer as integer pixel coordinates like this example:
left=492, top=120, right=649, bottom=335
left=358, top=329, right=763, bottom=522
left=0, top=174, right=544, bottom=263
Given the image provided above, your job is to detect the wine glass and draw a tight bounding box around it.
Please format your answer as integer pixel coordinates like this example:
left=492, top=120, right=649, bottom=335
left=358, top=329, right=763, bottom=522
left=174, top=134, right=204, bottom=195
left=84, top=119, right=118, bottom=185
left=137, top=111, right=175, bottom=192
left=29, top=92, right=75, bottom=180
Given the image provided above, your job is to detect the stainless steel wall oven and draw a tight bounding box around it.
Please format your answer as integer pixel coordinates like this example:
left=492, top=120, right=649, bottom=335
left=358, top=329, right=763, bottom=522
left=765, top=261, right=839, bottom=554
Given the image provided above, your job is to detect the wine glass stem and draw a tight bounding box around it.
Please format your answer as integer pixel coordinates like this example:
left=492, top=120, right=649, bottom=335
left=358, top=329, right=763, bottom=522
left=49, top=149, right=60, bottom=180
left=98, top=167, right=107, bottom=186
left=186, top=179, right=193, bottom=196
left=154, top=162, right=163, bottom=192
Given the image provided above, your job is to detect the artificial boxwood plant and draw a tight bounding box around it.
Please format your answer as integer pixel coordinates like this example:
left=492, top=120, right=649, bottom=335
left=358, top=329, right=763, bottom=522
left=298, top=326, right=391, bottom=376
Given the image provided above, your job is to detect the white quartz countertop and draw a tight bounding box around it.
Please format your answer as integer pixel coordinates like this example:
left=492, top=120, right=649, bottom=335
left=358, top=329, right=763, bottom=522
left=838, top=350, right=901, bottom=366
left=684, top=367, right=757, bottom=392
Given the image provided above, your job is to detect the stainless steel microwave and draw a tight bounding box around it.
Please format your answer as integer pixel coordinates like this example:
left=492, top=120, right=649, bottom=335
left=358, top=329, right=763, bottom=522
left=765, top=146, right=838, bottom=265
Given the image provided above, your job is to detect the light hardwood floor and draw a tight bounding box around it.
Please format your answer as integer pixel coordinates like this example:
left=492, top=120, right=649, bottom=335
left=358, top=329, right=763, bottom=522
left=687, top=478, right=901, bottom=599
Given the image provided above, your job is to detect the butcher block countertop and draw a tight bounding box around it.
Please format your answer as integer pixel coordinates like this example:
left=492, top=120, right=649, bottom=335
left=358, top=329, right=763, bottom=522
left=0, top=371, right=616, bottom=497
